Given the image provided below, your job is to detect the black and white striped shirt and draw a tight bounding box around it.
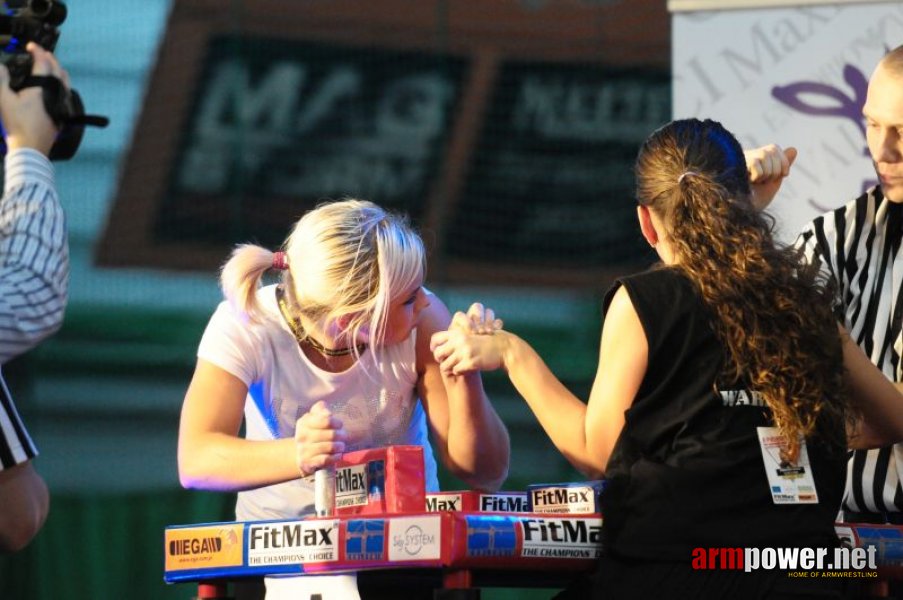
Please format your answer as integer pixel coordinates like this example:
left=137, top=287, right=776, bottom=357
left=798, top=185, right=903, bottom=513
left=0, top=148, right=67, bottom=471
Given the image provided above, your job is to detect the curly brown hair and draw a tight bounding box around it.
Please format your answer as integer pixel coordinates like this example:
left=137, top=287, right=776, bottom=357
left=635, top=118, right=850, bottom=460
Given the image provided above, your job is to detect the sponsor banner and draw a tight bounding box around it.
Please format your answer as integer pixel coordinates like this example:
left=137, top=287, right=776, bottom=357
left=527, top=481, right=604, bottom=514
left=425, top=491, right=529, bottom=513
left=519, top=517, right=604, bottom=560
left=335, top=446, right=425, bottom=516
left=672, top=2, right=903, bottom=241
left=849, top=525, right=903, bottom=568
left=247, top=520, right=339, bottom=567
left=479, top=492, right=529, bottom=513
left=164, top=515, right=903, bottom=583
left=426, top=492, right=467, bottom=512
left=669, top=0, right=884, bottom=10
left=835, top=524, right=857, bottom=551
left=344, top=519, right=387, bottom=562
left=164, top=523, right=244, bottom=572
left=335, top=463, right=371, bottom=509
left=387, top=515, right=442, bottom=562
left=100, top=0, right=669, bottom=288
left=465, top=515, right=519, bottom=559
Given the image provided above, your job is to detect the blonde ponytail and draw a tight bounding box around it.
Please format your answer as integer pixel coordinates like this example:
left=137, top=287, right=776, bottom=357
left=220, top=244, right=278, bottom=321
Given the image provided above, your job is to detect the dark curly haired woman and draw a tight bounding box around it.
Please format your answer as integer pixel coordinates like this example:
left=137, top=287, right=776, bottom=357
left=431, top=118, right=903, bottom=599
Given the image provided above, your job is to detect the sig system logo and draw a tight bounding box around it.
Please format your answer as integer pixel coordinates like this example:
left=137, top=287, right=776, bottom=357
left=388, top=516, right=441, bottom=561
left=466, top=516, right=517, bottom=558
left=345, top=519, right=385, bottom=561
left=397, top=525, right=432, bottom=556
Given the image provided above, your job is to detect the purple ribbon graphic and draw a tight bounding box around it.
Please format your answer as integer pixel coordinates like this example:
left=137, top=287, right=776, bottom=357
left=772, top=63, right=878, bottom=209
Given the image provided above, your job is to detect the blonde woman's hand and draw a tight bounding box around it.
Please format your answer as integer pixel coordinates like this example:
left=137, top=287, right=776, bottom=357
left=293, top=400, right=346, bottom=477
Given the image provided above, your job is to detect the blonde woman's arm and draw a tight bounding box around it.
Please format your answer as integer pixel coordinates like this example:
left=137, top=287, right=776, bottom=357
left=416, top=299, right=510, bottom=491
left=178, top=359, right=346, bottom=491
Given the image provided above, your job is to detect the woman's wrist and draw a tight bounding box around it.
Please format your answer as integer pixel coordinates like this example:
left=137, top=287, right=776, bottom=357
left=497, top=331, right=518, bottom=373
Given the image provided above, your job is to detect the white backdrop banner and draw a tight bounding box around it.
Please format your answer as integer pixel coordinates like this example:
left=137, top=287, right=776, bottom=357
left=672, top=2, right=903, bottom=241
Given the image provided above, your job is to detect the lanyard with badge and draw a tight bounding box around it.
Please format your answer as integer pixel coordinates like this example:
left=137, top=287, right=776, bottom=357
left=756, top=427, right=819, bottom=504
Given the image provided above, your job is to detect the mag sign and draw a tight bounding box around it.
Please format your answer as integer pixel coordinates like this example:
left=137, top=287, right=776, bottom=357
left=99, top=0, right=669, bottom=286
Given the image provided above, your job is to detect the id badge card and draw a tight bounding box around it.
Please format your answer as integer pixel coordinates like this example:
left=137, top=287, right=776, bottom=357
left=756, top=426, right=819, bottom=504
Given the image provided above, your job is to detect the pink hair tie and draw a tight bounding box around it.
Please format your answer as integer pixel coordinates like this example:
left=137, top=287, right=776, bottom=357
left=272, top=251, right=289, bottom=271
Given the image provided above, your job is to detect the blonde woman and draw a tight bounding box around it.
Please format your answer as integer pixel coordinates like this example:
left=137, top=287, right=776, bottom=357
left=178, top=199, right=509, bottom=599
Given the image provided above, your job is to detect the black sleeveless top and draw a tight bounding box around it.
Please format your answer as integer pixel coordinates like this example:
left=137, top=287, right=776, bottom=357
left=601, top=267, right=846, bottom=560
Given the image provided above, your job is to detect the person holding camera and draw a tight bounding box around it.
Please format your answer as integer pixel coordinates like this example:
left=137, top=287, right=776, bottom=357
left=0, top=42, right=71, bottom=553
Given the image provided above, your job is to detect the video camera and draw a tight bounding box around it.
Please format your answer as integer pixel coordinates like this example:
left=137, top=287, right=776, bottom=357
left=0, top=0, right=108, bottom=160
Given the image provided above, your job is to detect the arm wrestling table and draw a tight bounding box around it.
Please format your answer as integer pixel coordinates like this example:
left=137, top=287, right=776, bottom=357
left=165, top=511, right=601, bottom=599
left=165, top=514, right=903, bottom=599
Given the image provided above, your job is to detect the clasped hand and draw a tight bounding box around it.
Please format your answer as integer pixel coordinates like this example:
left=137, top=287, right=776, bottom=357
left=430, top=302, right=505, bottom=376
left=744, top=143, right=798, bottom=211
left=294, top=303, right=504, bottom=474
left=294, top=400, right=347, bottom=477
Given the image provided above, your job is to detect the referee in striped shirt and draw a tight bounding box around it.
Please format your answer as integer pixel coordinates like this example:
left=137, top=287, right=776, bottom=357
left=751, top=45, right=903, bottom=524
left=0, top=43, right=71, bottom=552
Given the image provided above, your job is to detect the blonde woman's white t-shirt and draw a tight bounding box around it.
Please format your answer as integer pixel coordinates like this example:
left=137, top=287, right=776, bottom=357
left=197, top=284, right=439, bottom=521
